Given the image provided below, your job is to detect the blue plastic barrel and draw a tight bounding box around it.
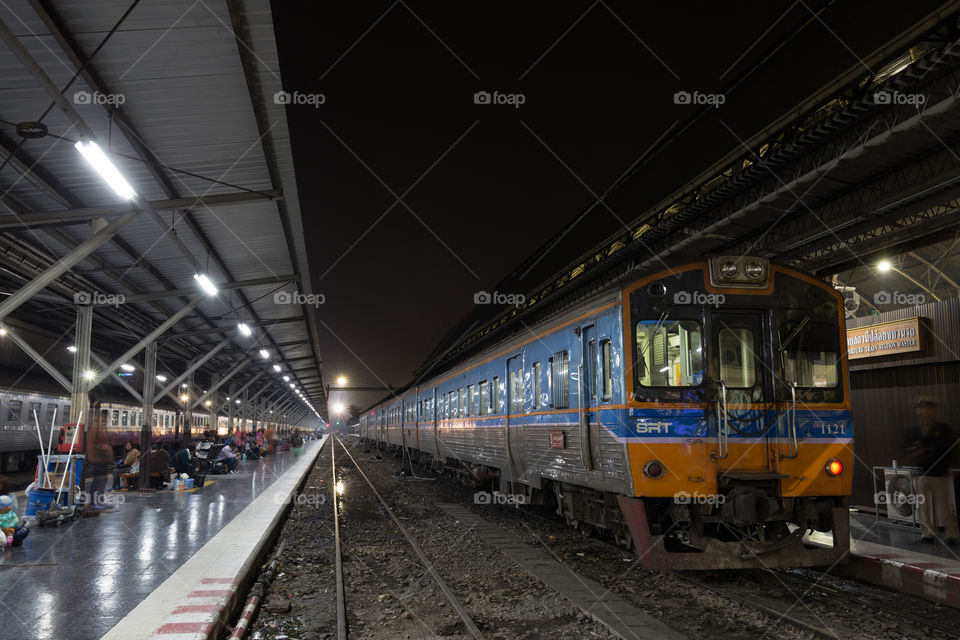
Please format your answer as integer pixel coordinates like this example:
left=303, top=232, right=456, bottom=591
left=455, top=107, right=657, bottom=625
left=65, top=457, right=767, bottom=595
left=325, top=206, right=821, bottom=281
left=24, top=487, right=56, bottom=518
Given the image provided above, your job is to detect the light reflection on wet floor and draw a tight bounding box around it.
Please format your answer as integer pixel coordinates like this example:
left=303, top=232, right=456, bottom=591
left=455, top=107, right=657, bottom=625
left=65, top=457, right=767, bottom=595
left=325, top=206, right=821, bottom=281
left=0, top=446, right=310, bottom=640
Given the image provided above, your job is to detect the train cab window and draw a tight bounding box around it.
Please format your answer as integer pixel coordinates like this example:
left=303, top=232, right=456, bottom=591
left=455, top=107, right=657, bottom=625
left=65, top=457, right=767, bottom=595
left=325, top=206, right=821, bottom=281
left=492, top=377, right=499, bottom=414
left=549, top=351, right=570, bottom=409
left=718, top=327, right=756, bottom=388
left=479, top=381, right=489, bottom=416
left=532, top=363, right=541, bottom=409
left=7, top=400, right=21, bottom=422
left=601, top=340, right=613, bottom=400
left=636, top=320, right=703, bottom=387
left=780, top=315, right=840, bottom=390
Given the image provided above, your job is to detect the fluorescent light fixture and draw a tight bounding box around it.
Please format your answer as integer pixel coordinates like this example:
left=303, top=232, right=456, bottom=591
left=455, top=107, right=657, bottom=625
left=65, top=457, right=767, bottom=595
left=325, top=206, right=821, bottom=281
left=181, top=383, right=188, bottom=388
left=67, top=345, right=77, bottom=353
left=120, top=363, right=135, bottom=372
left=156, top=374, right=168, bottom=382
left=259, top=349, right=269, bottom=359
left=237, top=322, right=252, bottom=337
left=74, top=140, right=136, bottom=199
left=289, top=383, right=296, bottom=389
left=193, top=273, right=218, bottom=296
left=659, top=366, right=670, bottom=373
left=235, top=399, right=241, bottom=404
left=283, top=375, right=290, bottom=382
left=273, top=364, right=281, bottom=372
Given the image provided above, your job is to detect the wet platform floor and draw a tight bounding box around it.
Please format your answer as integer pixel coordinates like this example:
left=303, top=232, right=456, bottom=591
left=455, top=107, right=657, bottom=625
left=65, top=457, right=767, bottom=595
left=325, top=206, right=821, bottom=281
left=0, top=447, right=314, bottom=640
left=849, top=510, right=960, bottom=560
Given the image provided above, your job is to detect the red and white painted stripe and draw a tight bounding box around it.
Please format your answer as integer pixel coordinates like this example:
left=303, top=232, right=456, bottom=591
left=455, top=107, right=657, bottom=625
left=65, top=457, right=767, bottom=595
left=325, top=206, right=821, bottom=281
left=101, top=437, right=326, bottom=640
left=227, top=595, right=261, bottom=640
left=808, top=531, right=960, bottom=607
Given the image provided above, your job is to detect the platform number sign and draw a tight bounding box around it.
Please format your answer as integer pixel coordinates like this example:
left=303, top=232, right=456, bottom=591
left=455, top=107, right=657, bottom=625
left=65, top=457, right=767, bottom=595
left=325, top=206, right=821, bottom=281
left=550, top=430, right=564, bottom=449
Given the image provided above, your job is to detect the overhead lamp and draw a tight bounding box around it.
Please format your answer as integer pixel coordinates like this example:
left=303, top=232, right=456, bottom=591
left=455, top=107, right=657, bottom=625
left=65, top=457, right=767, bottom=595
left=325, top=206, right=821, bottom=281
left=120, top=363, right=135, bottom=372
left=336, top=376, right=347, bottom=386
left=179, top=393, right=189, bottom=402
left=273, top=364, right=281, bottom=372
left=289, top=383, right=296, bottom=389
left=204, top=400, right=212, bottom=407
left=82, top=369, right=95, bottom=380
left=74, top=140, right=136, bottom=199
left=181, top=383, right=188, bottom=388
left=237, top=322, right=252, bottom=337
left=259, top=349, right=269, bottom=359
left=0, top=327, right=6, bottom=337
left=156, top=374, right=168, bottom=382
left=235, top=399, right=241, bottom=404
left=193, top=273, right=219, bottom=296
left=877, top=259, right=892, bottom=273
left=68, top=345, right=77, bottom=353
left=283, top=375, right=290, bottom=382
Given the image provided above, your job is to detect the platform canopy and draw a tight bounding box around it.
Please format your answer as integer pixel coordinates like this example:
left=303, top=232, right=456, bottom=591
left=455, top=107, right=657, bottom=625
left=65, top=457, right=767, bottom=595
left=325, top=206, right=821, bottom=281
left=0, top=0, right=324, bottom=423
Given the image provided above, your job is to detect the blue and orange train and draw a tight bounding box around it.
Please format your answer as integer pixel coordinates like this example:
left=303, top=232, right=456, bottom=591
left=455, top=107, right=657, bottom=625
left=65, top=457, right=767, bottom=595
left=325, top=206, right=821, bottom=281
left=360, top=256, right=852, bottom=569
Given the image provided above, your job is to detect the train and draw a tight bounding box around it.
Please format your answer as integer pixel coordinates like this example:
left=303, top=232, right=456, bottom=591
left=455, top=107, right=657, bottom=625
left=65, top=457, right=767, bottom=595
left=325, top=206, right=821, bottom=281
left=0, top=391, right=294, bottom=474
left=359, top=257, right=853, bottom=569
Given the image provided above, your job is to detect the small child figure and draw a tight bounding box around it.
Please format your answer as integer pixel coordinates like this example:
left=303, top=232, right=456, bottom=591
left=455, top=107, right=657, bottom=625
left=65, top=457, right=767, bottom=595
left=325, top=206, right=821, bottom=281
left=0, top=494, right=17, bottom=547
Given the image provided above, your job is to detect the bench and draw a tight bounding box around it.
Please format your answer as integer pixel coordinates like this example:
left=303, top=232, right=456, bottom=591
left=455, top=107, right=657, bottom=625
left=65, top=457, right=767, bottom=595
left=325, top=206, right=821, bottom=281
left=119, top=471, right=167, bottom=490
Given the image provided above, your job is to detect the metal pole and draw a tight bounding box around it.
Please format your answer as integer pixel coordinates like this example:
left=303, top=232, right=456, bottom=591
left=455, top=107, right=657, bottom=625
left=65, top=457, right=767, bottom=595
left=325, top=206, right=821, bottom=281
left=3, top=325, right=72, bottom=391
left=140, top=342, right=156, bottom=490
left=208, top=372, right=219, bottom=436
left=184, top=361, right=195, bottom=446
left=70, top=305, right=92, bottom=424
left=155, top=335, right=233, bottom=403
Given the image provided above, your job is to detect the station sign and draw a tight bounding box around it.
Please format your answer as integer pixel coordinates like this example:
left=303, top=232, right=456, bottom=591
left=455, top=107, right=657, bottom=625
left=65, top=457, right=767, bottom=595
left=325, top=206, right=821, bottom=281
left=846, top=318, right=923, bottom=360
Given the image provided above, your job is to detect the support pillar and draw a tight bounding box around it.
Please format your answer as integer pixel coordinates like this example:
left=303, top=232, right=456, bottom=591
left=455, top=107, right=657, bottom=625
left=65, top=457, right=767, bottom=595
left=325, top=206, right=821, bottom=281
left=208, top=372, right=219, bottom=436
left=140, top=342, right=156, bottom=489
left=70, top=305, right=93, bottom=424
left=228, top=383, right=236, bottom=432
left=184, top=361, right=195, bottom=445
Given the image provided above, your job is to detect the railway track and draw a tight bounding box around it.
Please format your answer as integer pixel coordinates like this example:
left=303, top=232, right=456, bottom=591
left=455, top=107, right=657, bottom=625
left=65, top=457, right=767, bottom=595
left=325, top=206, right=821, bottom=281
left=331, top=437, right=486, bottom=639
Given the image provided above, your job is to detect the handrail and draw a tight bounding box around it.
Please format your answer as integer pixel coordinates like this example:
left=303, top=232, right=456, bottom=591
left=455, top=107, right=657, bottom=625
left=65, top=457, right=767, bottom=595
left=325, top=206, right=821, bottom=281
left=782, top=382, right=800, bottom=459
left=715, top=381, right=729, bottom=460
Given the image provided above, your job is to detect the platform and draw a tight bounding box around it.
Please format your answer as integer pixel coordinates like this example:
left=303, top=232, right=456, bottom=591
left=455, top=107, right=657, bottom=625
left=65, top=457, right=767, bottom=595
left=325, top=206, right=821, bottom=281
left=809, top=510, right=960, bottom=607
left=0, top=438, right=324, bottom=640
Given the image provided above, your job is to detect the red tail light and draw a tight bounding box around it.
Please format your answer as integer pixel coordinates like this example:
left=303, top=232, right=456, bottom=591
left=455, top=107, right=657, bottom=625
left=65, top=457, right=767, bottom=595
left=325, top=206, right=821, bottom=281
left=825, top=459, right=844, bottom=476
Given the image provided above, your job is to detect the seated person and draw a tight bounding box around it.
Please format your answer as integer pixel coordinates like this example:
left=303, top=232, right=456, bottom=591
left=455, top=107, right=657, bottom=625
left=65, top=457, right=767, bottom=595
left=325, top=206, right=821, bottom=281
left=169, top=442, right=196, bottom=478
left=0, top=494, right=18, bottom=548
left=111, top=442, right=140, bottom=490
left=216, top=443, right=239, bottom=474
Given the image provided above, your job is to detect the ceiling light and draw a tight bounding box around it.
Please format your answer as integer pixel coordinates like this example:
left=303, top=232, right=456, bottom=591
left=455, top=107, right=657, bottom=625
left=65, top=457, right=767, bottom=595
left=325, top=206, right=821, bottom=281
left=74, top=140, right=136, bottom=199
left=156, top=374, right=168, bottom=382
left=259, top=349, right=269, bottom=359
left=283, top=375, right=290, bottom=382
left=237, top=322, right=252, bottom=337
left=83, top=370, right=95, bottom=380
left=67, top=345, right=77, bottom=353
left=273, top=364, right=281, bottom=372
left=877, top=259, right=892, bottom=273
left=120, top=363, right=135, bottom=372
left=193, top=273, right=218, bottom=296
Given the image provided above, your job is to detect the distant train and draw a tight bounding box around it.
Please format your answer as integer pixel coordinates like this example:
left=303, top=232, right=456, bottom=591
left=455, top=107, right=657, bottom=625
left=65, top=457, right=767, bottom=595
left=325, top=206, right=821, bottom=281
left=360, top=257, right=853, bottom=569
left=0, top=390, right=293, bottom=474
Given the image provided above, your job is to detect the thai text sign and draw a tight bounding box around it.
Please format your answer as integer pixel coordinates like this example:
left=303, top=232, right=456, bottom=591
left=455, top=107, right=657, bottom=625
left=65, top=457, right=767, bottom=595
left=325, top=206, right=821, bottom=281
left=846, top=318, right=922, bottom=359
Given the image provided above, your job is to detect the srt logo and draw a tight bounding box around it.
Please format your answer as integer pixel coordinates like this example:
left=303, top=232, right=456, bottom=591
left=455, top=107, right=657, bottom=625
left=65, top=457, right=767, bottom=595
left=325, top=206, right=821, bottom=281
left=636, top=422, right=670, bottom=434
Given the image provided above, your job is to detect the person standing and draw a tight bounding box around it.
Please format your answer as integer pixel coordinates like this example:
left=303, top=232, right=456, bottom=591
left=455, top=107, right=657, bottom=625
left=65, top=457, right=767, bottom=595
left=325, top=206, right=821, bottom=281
left=85, top=409, right=116, bottom=510
left=905, top=397, right=959, bottom=544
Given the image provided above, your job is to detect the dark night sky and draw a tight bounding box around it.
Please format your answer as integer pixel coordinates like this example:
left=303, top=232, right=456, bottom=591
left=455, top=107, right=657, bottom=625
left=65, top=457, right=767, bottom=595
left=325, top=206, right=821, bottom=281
left=270, top=1, right=808, bottom=411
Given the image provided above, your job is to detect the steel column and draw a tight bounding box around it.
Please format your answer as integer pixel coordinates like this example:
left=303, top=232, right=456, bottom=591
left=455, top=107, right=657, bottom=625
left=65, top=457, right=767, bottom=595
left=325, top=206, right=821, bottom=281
left=70, top=305, right=93, bottom=423
left=139, top=342, right=156, bottom=489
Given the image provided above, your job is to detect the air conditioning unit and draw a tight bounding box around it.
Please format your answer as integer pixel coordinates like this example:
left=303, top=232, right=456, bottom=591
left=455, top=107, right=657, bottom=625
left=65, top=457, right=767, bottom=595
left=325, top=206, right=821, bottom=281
left=883, top=467, right=919, bottom=524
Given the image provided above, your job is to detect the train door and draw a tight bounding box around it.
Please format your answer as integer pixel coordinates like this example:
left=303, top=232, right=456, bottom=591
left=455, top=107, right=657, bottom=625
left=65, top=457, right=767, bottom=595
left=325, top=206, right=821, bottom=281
left=505, top=354, right=523, bottom=480
left=711, top=310, right=774, bottom=472
left=580, top=323, right=602, bottom=471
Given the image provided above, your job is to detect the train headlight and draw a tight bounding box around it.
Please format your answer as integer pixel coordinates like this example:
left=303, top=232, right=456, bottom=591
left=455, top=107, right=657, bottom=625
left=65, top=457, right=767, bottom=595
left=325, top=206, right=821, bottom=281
left=744, top=260, right=764, bottom=280
left=643, top=460, right=665, bottom=479
left=719, top=260, right=738, bottom=279
left=825, top=459, right=844, bottom=476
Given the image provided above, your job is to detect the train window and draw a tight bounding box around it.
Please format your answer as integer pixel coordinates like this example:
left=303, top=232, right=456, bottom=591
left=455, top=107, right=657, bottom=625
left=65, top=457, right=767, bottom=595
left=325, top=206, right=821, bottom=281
left=153, top=414, right=158, bottom=426
left=28, top=402, right=40, bottom=421
left=588, top=339, right=598, bottom=401
left=718, top=327, right=756, bottom=388
left=549, top=351, right=570, bottom=409
left=510, top=370, right=522, bottom=413
left=111, top=410, right=119, bottom=426
left=780, top=315, right=839, bottom=389
left=121, top=411, right=129, bottom=427
left=7, top=400, right=21, bottom=422
left=601, top=340, right=613, bottom=400
left=467, top=385, right=475, bottom=417
left=45, top=404, right=57, bottom=425
left=492, top=376, right=499, bottom=414
left=532, top=363, right=541, bottom=409
left=458, top=388, right=465, bottom=417
left=479, top=381, right=489, bottom=416
left=64, top=405, right=70, bottom=421
left=636, top=320, right=703, bottom=387
left=448, top=392, right=455, bottom=418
